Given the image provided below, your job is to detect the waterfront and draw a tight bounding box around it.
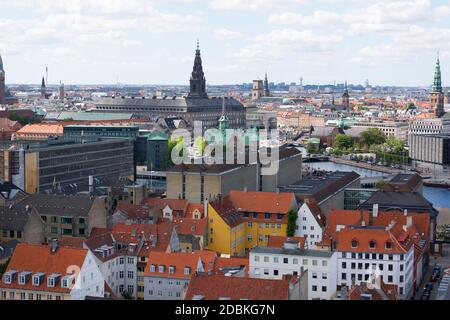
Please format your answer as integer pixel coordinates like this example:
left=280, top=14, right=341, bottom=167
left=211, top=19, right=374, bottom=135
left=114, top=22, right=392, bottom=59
left=305, top=161, right=450, bottom=209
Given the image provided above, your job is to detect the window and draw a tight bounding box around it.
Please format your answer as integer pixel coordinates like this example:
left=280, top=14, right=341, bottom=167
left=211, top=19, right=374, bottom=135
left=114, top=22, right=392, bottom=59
left=264, top=269, right=269, bottom=276
left=127, top=285, right=134, bottom=294
left=369, top=241, right=376, bottom=249
left=351, top=263, right=356, bottom=269
left=274, top=270, right=279, bottom=276
left=302, top=259, right=308, bottom=265
left=388, top=264, right=393, bottom=271
left=358, top=274, right=363, bottom=281
left=264, top=213, right=270, bottom=220
left=277, top=214, right=283, bottom=220
left=247, top=222, right=253, bottom=228
left=119, top=271, right=124, bottom=279
left=36, top=294, right=41, bottom=300
left=388, top=275, right=393, bottom=283
left=254, top=255, right=260, bottom=262
left=28, top=293, right=33, bottom=300
left=400, top=264, right=404, bottom=272
left=322, top=286, right=327, bottom=292
left=127, top=271, right=134, bottom=279
left=184, top=267, right=191, bottom=275
left=351, top=239, right=358, bottom=248
left=127, top=257, right=134, bottom=264
left=150, top=265, right=156, bottom=272
left=119, top=257, right=125, bottom=265
left=322, top=273, right=328, bottom=280
left=273, top=257, right=279, bottom=263
left=20, top=292, right=25, bottom=300
left=247, top=234, right=252, bottom=242
left=385, top=242, right=392, bottom=250
left=322, top=260, right=327, bottom=267
left=312, top=260, right=318, bottom=266
left=293, top=258, right=298, bottom=264
left=119, top=285, right=124, bottom=293
left=10, top=292, right=14, bottom=300
left=51, top=216, right=58, bottom=223
left=312, top=285, right=317, bottom=292
left=253, top=213, right=258, bottom=219
left=1, top=291, right=5, bottom=300
left=264, top=256, right=269, bottom=263
left=158, top=265, right=165, bottom=273
left=283, top=258, right=289, bottom=264
left=312, top=273, right=318, bottom=279
left=342, top=273, right=347, bottom=280
left=277, top=224, right=281, bottom=229
left=303, top=217, right=307, bottom=221
left=400, top=276, right=404, bottom=283
left=265, top=223, right=269, bottom=228
left=342, top=262, right=347, bottom=269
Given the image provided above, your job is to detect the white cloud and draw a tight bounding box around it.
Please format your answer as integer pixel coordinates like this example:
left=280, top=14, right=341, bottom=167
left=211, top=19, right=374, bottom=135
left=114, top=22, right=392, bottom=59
left=213, top=29, right=244, bottom=40
left=268, top=11, right=341, bottom=26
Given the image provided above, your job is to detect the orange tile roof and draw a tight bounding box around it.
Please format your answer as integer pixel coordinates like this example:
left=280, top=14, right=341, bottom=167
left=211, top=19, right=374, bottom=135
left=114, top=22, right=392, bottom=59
left=326, top=210, right=370, bottom=240
left=144, top=250, right=217, bottom=279
left=172, top=218, right=207, bottom=236
left=146, top=198, right=189, bottom=212
left=227, top=190, right=297, bottom=214
left=186, top=203, right=204, bottom=218
left=0, top=243, right=88, bottom=293
left=336, top=228, right=407, bottom=254
left=185, top=274, right=289, bottom=300
left=267, top=236, right=305, bottom=249
left=17, top=123, right=64, bottom=136
left=213, top=257, right=249, bottom=276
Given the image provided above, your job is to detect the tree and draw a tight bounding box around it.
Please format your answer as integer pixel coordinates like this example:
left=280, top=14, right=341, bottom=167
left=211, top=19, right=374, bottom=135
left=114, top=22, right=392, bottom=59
left=287, top=209, right=298, bottom=237
left=385, top=137, right=406, bottom=155
left=0, top=258, right=10, bottom=275
left=334, top=134, right=353, bottom=150
left=375, top=180, right=388, bottom=189
left=360, top=128, right=387, bottom=147
left=306, top=142, right=317, bottom=154
left=121, top=291, right=134, bottom=300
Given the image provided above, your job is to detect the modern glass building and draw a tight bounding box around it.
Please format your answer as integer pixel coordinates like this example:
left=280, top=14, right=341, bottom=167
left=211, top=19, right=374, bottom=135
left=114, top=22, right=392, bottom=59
left=344, top=188, right=378, bottom=210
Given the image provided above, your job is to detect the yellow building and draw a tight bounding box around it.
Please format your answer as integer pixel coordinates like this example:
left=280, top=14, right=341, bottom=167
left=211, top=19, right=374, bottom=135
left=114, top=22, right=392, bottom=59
left=206, top=202, right=245, bottom=257
left=226, top=190, right=298, bottom=254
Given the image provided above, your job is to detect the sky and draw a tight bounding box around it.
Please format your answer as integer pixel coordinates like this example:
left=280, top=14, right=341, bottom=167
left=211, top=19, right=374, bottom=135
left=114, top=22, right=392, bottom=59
left=1, top=0, right=450, bottom=86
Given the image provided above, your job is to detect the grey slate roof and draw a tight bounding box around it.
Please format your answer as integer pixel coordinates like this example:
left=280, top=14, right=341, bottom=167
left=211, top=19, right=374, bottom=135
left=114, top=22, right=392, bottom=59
left=0, top=240, right=19, bottom=260
left=0, top=206, right=33, bottom=231
left=15, top=194, right=96, bottom=217
left=359, top=190, right=438, bottom=218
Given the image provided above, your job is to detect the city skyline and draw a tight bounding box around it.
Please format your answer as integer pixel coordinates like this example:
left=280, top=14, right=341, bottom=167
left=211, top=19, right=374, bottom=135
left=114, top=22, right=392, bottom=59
left=1, top=0, right=450, bottom=86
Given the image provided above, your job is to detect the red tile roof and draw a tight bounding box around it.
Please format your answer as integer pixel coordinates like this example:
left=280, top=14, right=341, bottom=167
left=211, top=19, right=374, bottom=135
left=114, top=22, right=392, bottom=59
left=144, top=251, right=217, bottom=279
left=184, top=274, right=289, bottom=300
left=172, top=218, right=207, bottom=236
left=209, top=201, right=243, bottom=228
left=227, top=190, right=297, bottom=214
left=326, top=210, right=370, bottom=240
left=267, top=236, right=305, bottom=249
left=0, top=243, right=88, bottom=293
left=146, top=198, right=189, bottom=212
left=336, top=228, right=407, bottom=254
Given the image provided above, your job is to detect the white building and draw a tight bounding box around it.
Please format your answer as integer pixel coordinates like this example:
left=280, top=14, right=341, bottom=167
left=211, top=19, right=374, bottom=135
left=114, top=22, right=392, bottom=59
left=249, top=241, right=337, bottom=300
left=336, top=226, right=415, bottom=299
left=408, top=117, right=450, bottom=136
left=295, top=202, right=325, bottom=249
left=352, top=120, right=409, bottom=140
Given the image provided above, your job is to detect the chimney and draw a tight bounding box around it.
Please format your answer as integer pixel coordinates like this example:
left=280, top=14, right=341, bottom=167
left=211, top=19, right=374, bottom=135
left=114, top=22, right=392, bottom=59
left=406, top=216, right=413, bottom=228
left=403, top=209, right=408, bottom=216
left=372, top=204, right=379, bottom=218
left=204, top=199, right=209, bottom=218
left=89, top=175, right=94, bottom=195
left=50, top=239, right=58, bottom=254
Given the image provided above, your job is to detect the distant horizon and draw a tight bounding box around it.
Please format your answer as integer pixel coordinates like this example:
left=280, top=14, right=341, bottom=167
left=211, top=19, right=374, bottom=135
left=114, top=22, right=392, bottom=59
left=1, top=0, right=450, bottom=86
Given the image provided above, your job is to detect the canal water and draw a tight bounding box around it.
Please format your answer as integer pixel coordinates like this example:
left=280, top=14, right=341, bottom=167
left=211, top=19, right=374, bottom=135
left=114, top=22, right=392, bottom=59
left=304, top=161, right=450, bottom=209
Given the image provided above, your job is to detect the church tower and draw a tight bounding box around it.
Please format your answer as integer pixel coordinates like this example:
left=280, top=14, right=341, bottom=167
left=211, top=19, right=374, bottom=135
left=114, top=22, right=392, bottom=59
left=59, top=81, right=65, bottom=100
left=0, top=53, right=5, bottom=105
left=41, top=76, right=46, bottom=99
left=188, top=40, right=207, bottom=98
left=430, top=54, right=445, bottom=118
left=264, top=72, right=270, bottom=97
left=342, top=81, right=350, bottom=110
left=219, top=96, right=229, bottom=134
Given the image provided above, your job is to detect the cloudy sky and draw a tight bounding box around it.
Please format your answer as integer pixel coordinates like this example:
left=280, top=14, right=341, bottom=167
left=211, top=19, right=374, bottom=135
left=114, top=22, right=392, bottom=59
left=1, top=0, right=450, bottom=86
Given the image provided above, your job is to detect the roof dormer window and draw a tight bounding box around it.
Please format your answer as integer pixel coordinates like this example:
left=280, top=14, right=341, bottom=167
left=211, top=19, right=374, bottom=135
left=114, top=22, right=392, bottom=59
left=351, top=239, right=359, bottom=248
left=62, top=275, right=75, bottom=289
left=158, top=265, right=165, bottom=273
left=150, top=265, right=156, bottom=272
left=369, top=241, right=376, bottom=249
left=18, top=271, right=32, bottom=285
left=47, top=273, right=61, bottom=288
left=184, top=267, right=191, bottom=275
left=3, top=270, right=17, bottom=284
left=32, top=273, right=45, bottom=286
left=385, top=242, right=393, bottom=250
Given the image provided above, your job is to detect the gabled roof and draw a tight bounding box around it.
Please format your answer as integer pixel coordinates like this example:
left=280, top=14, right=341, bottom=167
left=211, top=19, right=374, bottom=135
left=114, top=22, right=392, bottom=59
left=227, top=190, right=296, bottom=214
left=0, top=243, right=88, bottom=293
left=185, top=274, right=289, bottom=300
left=336, top=227, right=407, bottom=254
left=146, top=198, right=189, bottom=212
left=172, top=218, right=207, bottom=236
left=326, top=210, right=370, bottom=240
left=267, top=236, right=305, bottom=249
left=209, top=201, right=243, bottom=228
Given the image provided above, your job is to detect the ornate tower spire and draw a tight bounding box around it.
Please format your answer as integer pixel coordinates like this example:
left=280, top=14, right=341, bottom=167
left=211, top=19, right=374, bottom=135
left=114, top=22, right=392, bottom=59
left=264, top=71, right=270, bottom=97
left=430, top=53, right=445, bottom=117
left=188, top=40, right=207, bottom=98
left=433, top=52, right=443, bottom=93
left=0, top=52, right=5, bottom=105
left=342, top=81, right=350, bottom=110
left=41, top=76, right=46, bottom=99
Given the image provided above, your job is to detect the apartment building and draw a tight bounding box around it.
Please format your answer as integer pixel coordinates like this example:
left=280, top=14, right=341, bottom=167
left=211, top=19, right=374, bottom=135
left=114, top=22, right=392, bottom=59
left=0, top=242, right=105, bottom=300
left=249, top=241, right=338, bottom=300
left=143, top=251, right=217, bottom=300
left=352, top=121, right=409, bottom=140
left=0, top=205, right=45, bottom=244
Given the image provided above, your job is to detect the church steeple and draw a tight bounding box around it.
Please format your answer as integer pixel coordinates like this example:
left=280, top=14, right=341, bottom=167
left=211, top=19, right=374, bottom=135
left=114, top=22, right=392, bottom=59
left=188, top=40, right=207, bottom=98
left=433, top=53, right=443, bottom=93
left=264, top=72, right=270, bottom=97
left=219, top=96, right=229, bottom=133
left=0, top=52, right=5, bottom=105
left=0, top=52, right=4, bottom=72
left=430, top=53, right=445, bottom=117
left=41, top=76, right=46, bottom=99
left=342, top=81, right=350, bottom=110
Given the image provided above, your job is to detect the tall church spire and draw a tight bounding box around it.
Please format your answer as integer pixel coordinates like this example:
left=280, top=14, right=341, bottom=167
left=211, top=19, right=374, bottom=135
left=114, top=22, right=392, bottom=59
left=188, top=40, right=207, bottom=98
left=264, top=72, right=270, bottom=97
left=41, top=76, right=46, bottom=99
left=0, top=52, right=5, bottom=105
left=433, top=53, right=443, bottom=93
left=0, top=52, right=4, bottom=72
left=342, top=81, right=350, bottom=110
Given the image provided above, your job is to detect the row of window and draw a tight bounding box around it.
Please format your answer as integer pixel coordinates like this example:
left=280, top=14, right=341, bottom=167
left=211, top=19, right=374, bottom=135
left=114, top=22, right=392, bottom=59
left=341, top=273, right=404, bottom=284
left=1, top=291, right=62, bottom=300
left=342, top=252, right=401, bottom=261
left=243, top=212, right=284, bottom=220
left=341, top=262, right=404, bottom=272
left=253, top=255, right=328, bottom=267
left=149, top=265, right=191, bottom=275
left=247, top=222, right=282, bottom=229
left=148, top=290, right=182, bottom=298
left=0, top=229, right=22, bottom=239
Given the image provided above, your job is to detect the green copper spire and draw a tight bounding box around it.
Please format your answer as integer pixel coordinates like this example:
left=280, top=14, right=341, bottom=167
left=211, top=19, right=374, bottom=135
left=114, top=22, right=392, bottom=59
left=219, top=96, right=229, bottom=133
left=433, top=53, right=443, bottom=93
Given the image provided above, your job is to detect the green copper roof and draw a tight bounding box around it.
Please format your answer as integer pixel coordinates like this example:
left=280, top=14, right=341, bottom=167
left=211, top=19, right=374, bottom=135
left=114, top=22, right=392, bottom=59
left=433, top=55, right=443, bottom=93
left=148, top=132, right=169, bottom=141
